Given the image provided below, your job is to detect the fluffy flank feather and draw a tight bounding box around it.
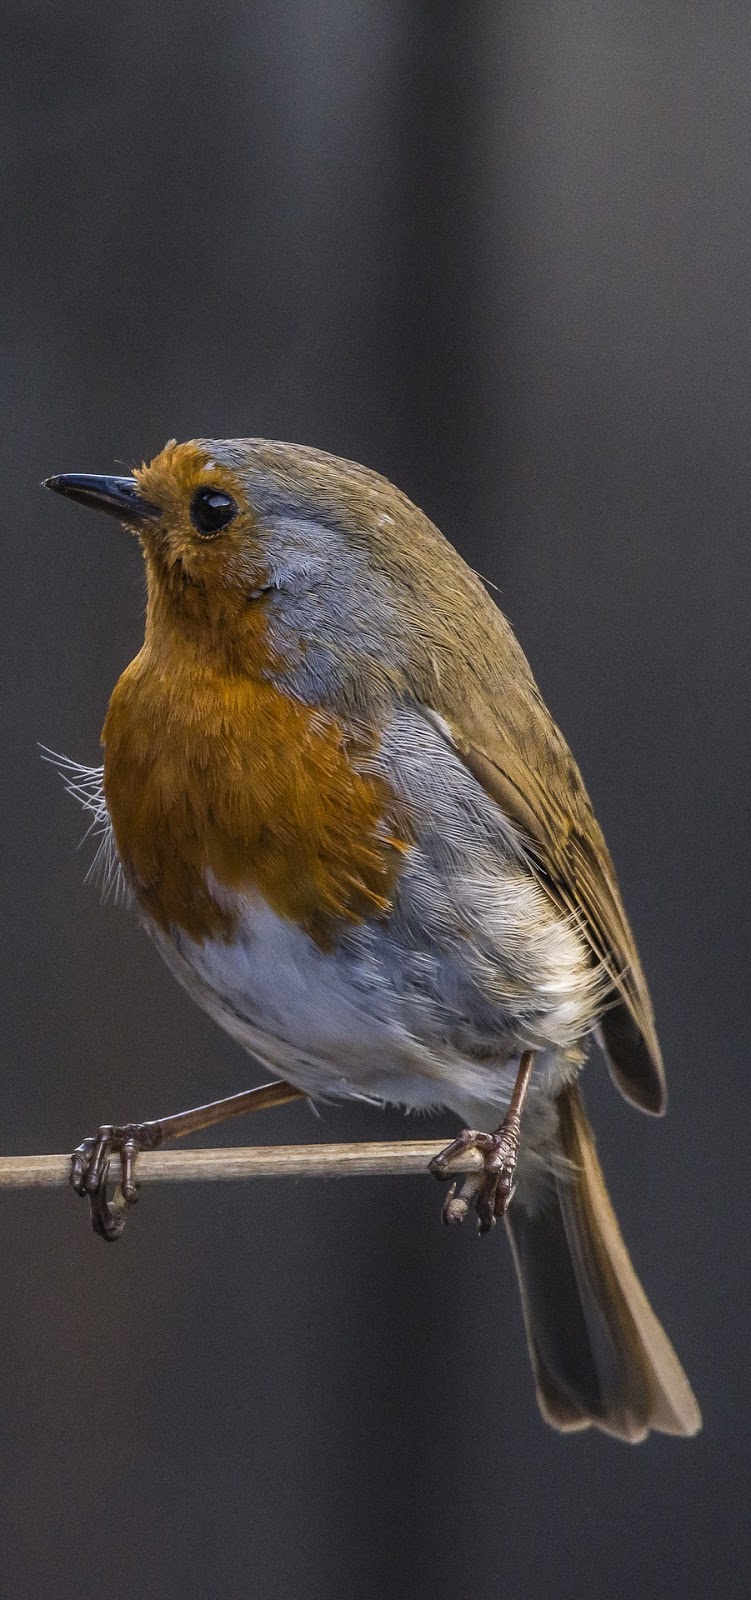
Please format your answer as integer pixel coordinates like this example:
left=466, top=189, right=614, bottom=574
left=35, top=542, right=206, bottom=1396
left=40, top=747, right=128, bottom=905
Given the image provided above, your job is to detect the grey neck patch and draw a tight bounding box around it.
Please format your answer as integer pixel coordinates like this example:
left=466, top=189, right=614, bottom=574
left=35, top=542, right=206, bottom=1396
left=252, top=513, right=408, bottom=722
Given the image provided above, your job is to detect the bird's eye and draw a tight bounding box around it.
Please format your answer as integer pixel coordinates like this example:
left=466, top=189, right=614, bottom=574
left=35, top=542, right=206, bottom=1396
left=190, top=486, right=237, bottom=537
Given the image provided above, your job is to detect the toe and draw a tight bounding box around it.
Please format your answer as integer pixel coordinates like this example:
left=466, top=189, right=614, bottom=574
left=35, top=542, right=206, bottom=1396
left=120, top=1137, right=140, bottom=1204
left=441, top=1169, right=484, bottom=1224
left=429, top=1129, right=482, bottom=1179
left=83, top=1127, right=114, bottom=1193
left=70, top=1139, right=94, bottom=1195
left=475, top=1179, right=499, bottom=1233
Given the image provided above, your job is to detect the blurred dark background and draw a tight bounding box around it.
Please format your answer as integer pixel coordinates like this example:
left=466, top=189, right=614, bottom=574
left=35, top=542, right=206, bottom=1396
left=2, top=3, right=749, bottom=1595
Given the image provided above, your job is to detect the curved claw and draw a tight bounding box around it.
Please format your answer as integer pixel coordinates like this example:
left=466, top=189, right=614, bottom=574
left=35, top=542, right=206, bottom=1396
left=88, top=1166, right=130, bottom=1242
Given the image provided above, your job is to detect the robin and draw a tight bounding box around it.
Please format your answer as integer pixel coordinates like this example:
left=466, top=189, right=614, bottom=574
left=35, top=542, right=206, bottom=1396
left=44, top=438, right=700, bottom=1441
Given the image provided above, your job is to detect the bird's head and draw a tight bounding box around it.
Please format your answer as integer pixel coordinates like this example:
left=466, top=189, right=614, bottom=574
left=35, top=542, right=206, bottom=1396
left=46, top=439, right=282, bottom=648
left=45, top=435, right=489, bottom=708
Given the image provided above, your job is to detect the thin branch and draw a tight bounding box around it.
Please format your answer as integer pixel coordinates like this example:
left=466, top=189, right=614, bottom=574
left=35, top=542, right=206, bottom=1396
left=0, top=1141, right=485, bottom=1190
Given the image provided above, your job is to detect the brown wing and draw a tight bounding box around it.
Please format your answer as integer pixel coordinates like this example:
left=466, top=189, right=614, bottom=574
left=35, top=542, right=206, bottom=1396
left=230, top=438, right=666, bottom=1115
left=428, top=701, right=666, bottom=1115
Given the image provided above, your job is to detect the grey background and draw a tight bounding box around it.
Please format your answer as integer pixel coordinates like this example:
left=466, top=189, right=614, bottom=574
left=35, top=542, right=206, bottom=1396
left=2, top=3, right=748, bottom=1596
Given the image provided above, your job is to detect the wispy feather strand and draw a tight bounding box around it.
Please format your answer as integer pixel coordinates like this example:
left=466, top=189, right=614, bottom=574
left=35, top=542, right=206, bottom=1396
left=40, top=747, right=128, bottom=906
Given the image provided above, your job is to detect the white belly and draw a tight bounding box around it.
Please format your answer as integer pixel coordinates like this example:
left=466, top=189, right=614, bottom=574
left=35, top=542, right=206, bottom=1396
left=149, top=869, right=586, bottom=1128
left=151, top=890, right=504, bottom=1109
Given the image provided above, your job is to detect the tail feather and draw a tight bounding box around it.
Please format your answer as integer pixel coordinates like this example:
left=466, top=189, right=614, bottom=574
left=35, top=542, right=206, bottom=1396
left=506, top=1082, right=701, bottom=1441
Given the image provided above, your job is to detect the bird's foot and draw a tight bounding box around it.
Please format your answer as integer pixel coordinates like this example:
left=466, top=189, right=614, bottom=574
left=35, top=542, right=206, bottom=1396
left=70, top=1121, right=163, bottom=1241
left=68, top=1081, right=304, bottom=1242
left=429, top=1053, right=534, bottom=1233
left=428, top=1117, right=522, bottom=1234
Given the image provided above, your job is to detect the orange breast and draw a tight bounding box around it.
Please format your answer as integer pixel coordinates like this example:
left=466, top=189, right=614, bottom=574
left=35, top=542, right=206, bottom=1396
left=102, top=656, right=408, bottom=946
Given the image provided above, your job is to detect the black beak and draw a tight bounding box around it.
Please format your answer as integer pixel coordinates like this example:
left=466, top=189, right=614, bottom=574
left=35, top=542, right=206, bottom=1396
left=43, top=473, right=160, bottom=527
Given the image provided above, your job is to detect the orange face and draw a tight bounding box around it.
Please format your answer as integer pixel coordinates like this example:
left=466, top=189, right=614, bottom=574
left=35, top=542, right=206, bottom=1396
left=133, top=439, right=267, bottom=613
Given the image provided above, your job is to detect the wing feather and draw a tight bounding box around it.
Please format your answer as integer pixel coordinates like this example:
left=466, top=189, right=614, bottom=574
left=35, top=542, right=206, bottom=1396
left=421, top=706, right=666, bottom=1114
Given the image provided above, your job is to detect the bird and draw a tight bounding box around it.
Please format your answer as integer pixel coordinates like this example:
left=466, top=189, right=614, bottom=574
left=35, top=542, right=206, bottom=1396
left=44, top=437, right=701, bottom=1442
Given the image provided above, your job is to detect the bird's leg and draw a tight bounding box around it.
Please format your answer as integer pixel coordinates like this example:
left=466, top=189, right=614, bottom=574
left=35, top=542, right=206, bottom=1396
left=429, top=1051, right=534, bottom=1234
left=71, top=1079, right=304, bottom=1241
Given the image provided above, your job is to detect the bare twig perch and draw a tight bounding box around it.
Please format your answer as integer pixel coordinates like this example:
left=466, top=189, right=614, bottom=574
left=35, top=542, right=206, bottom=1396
left=0, top=1141, right=485, bottom=1190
